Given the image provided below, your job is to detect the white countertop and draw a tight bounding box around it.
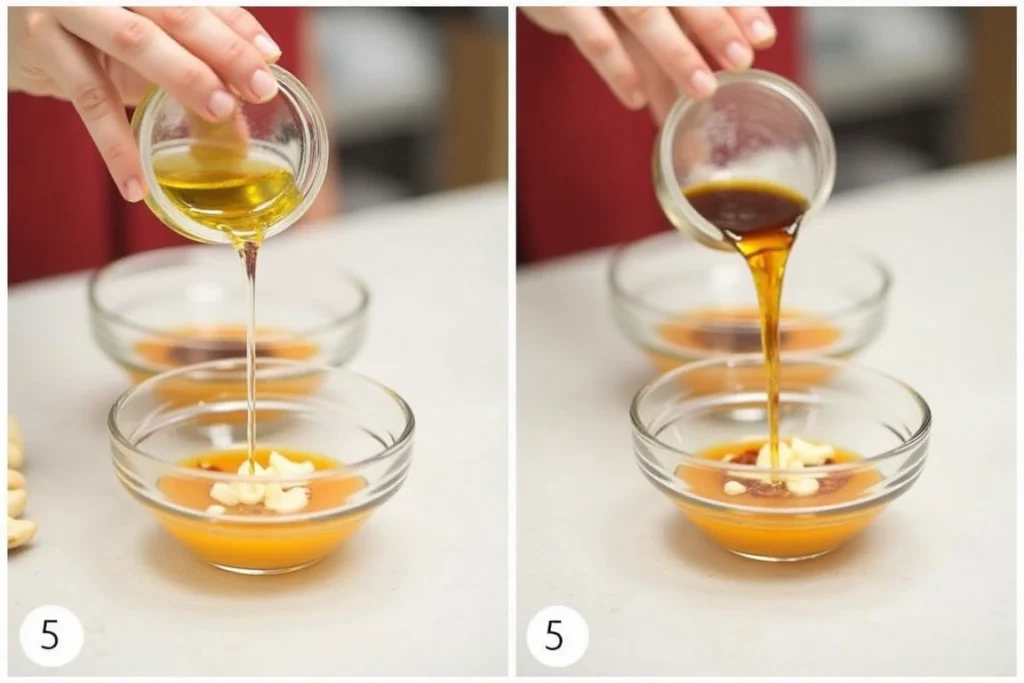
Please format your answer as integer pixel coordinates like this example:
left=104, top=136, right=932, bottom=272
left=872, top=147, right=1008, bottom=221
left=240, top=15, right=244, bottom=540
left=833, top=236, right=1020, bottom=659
left=516, top=160, right=1016, bottom=676
left=8, top=184, right=509, bottom=676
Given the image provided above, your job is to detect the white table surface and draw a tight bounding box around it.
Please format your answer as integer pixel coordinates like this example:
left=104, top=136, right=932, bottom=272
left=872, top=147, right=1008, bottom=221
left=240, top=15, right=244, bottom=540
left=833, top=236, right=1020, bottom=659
left=516, top=160, right=1016, bottom=676
left=8, top=184, right=509, bottom=676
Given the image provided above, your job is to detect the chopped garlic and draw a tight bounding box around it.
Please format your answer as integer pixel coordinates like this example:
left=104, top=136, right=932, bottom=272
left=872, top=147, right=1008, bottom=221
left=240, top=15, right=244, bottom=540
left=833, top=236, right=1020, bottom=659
left=210, top=482, right=240, bottom=506
left=207, top=452, right=313, bottom=514
left=785, top=476, right=820, bottom=497
left=206, top=505, right=226, bottom=515
left=723, top=480, right=747, bottom=496
left=756, top=441, right=794, bottom=469
left=790, top=437, right=834, bottom=466
left=265, top=486, right=309, bottom=514
left=236, top=482, right=266, bottom=505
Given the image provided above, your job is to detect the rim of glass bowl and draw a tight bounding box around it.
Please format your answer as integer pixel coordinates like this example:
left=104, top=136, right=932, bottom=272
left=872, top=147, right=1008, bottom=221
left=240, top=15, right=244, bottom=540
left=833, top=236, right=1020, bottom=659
left=608, top=232, right=893, bottom=324
left=656, top=69, right=837, bottom=249
left=87, top=245, right=370, bottom=346
left=131, top=63, right=329, bottom=244
left=629, top=353, right=931, bottom=476
left=108, top=357, right=415, bottom=487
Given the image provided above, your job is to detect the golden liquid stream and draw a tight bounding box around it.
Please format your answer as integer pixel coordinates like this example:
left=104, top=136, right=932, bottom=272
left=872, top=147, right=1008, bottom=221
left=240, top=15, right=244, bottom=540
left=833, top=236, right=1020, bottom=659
left=153, top=140, right=302, bottom=470
left=684, top=180, right=807, bottom=473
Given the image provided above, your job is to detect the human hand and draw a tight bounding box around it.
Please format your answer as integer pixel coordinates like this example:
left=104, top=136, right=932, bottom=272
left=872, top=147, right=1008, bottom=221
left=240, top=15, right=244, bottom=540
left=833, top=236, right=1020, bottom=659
left=521, top=7, right=777, bottom=122
left=9, top=7, right=282, bottom=202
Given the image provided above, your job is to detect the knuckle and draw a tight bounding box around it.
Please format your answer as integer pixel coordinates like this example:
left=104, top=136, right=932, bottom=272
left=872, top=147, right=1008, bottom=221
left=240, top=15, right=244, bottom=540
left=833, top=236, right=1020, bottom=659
left=161, top=7, right=200, bottom=31
left=102, top=141, right=133, bottom=164
left=619, top=7, right=654, bottom=23
left=114, top=18, right=151, bottom=55
left=219, top=7, right=250, bottom=28
left=173, top=64, right=206, bottom=91
left=579, top=32, right=616, bottom=57
left=221, top=37, right=248, bottom=64
left=705, top=16, right=734, bottom=41
left=23, top=10, right=51, bottom=41
left=667, top=45, right=699, bottom=68
left=72, top=85, right=113, bottom=119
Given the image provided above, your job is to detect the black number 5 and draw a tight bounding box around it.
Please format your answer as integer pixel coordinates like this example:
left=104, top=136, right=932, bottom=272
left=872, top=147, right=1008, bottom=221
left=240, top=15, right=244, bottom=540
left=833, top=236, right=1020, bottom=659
left=545, top=619, right=563, bottom=651
left=41, top=620, right=58, bottom=650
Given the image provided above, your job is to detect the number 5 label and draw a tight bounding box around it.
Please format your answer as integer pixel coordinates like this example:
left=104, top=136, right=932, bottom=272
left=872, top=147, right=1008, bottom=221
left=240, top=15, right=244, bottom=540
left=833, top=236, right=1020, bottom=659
left=526, top=605, right=589, bottom=668
left=19, top=605, right=84, bottom=668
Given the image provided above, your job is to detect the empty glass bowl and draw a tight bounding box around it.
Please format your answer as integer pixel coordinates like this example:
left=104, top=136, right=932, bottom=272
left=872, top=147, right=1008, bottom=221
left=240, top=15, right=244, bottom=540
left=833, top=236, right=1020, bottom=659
left=609, top=231, right=890, bottom=373
left=89, top=246, right=369, bottom=385
left=109, top=358, right=414, bottom=574
left=631, top=354, right=930, bottom=561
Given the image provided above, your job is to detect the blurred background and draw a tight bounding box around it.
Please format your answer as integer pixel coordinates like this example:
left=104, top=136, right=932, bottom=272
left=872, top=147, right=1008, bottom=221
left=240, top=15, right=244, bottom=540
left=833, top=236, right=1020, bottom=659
left=515, top=5, right=1015, bottom=264
left=7, top=6, right=508, bottom=284
left=311, top=6, right=508, bottom=213
left=802, top=5, right=1014, bottom=193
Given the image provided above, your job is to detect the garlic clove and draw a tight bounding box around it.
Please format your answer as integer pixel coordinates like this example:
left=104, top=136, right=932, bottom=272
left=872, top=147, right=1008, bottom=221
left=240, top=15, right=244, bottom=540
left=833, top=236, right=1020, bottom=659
left=265, top=487, right=309, bottom=514
left=8, top=516, right=36, bottom=549
left=7, top=488, right=26, bottom=518
left=723, top=480, right=747, bottom=496
left=785, top=476, right=820, bottom=497
left=209, top=482, right=240, bottom=506
left=236, top=483, right=266, bottom=505
left=790, top=437, right=834, bottom=466
left=8, top=440, right=23, bottom=470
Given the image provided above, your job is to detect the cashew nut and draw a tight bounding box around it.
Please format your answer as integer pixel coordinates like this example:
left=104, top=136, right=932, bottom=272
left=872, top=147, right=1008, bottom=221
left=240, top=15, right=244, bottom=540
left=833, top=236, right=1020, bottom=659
left=8, top=516, right=36, bottom=549
left=8, top=469, right=25, bottom=490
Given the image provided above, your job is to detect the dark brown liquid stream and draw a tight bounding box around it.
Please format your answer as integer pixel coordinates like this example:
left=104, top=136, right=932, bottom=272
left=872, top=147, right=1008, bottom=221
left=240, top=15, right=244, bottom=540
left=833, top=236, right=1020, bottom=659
left=684, top=180, right=808, bottom=470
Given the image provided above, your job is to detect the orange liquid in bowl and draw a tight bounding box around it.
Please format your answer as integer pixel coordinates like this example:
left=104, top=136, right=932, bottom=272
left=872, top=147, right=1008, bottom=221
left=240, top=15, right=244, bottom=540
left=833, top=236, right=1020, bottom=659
left=650, top=307, right=842, bottom=368
left=673, top=439, right=885, bottom=559
left=129, top=326, right=322, bottom=421
left=153, top=447, right=369, bottom=571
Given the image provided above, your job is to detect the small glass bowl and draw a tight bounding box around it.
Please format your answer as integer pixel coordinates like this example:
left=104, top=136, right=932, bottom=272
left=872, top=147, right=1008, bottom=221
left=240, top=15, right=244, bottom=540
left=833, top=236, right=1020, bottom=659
left=109, top=358, right=414, bottom=574
left=631, top=354, right=930, bottom=562
left=609, top=231, right=891, bottom=374
left=653, top=69, right=836, bottom=250
left=88, top=246, right=369, bottom=386
left=132, top=63, right=329, bottom=244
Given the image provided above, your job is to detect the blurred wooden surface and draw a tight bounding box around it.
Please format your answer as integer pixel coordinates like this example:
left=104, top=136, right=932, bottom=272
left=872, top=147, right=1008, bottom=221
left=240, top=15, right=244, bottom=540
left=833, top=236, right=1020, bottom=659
left=966, top=6, right=1016, bottom=161
left=441, top=18, right=508, bottom=188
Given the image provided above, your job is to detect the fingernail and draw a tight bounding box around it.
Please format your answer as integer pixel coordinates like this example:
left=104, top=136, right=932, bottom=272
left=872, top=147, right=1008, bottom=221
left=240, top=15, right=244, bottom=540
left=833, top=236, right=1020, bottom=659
left=125, top=178, right=144, bottom=203
left=725, top=41, right=753, bottom=70
left=253, top=34, right=281, bottom=59
left=750, top=19, right=776, bottom=44
left=250, top=69, right=277, bottom=102
left=208, top=89, right=236, bottom=120
left=690, top=70, right=717, bottom=98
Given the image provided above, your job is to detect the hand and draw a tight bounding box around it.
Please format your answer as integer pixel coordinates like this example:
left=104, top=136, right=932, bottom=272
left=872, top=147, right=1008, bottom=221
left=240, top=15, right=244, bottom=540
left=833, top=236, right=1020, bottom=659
left=521, top=7, right=777, bottom=123
left=9, top=7, right=282, bottom=202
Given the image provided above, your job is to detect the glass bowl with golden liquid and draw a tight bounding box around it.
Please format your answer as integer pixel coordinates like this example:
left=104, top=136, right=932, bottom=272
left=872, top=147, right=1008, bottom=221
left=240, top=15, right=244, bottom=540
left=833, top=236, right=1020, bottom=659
left=131, top=63, right=329, bottom=245
left=88, top=246, right=369, bottom=387
left=609, top=231, right=890, bottom=374
left=109, top=358, right=414, bottom=575
left=631, top=355, right=930, bottom=562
